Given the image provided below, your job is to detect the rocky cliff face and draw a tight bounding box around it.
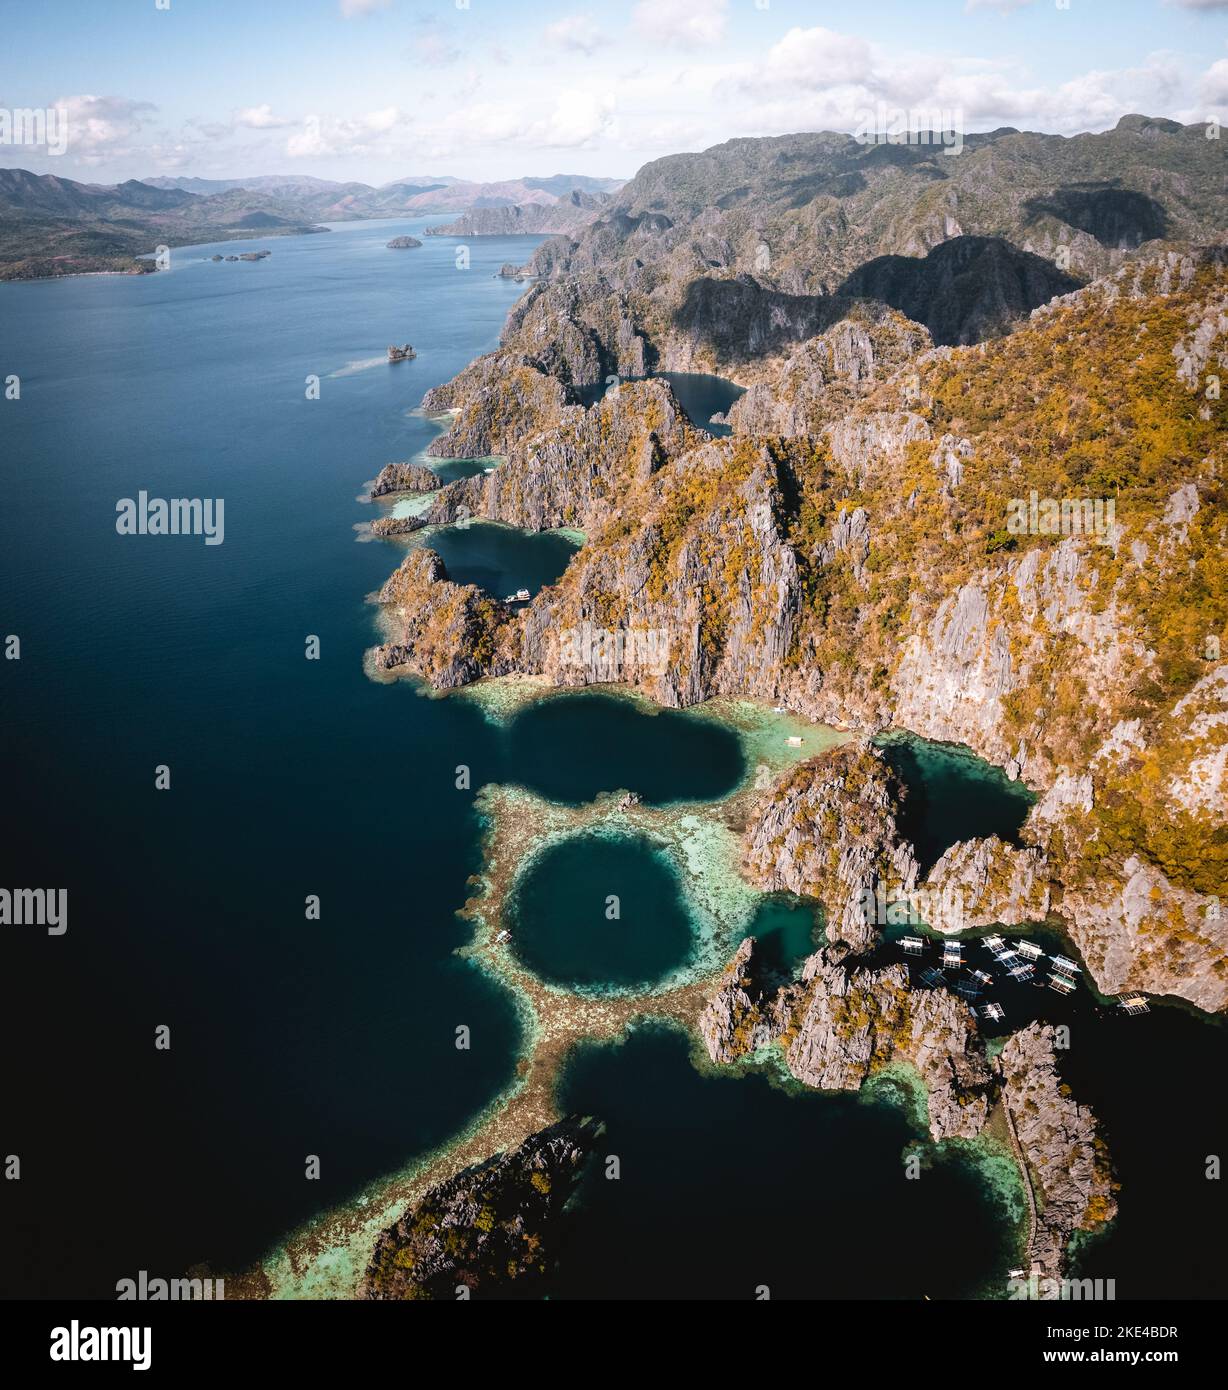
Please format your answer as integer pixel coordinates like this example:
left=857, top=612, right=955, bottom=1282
left=362, top=1116, right=602, bottom=1300
left=421, top=353, right=572, bottom=460
left=379, top=227, right=1227, bottom=1010
left=914, top=835, right=1051, bottom=934
left=369, top=460, right=440, bottom=498
left=373, top=549, right=514, bottom=689
left=700, top=938, right=993, bottom=1141
left=424, top=377, right=706, bottom=534
left=722, top=305, right=931, bottom=434
left=499, top=277, right=651, bottom=388
left=743, top=742, right=918, bottom=952
left=999, top=1024, right=1117, bottom=1282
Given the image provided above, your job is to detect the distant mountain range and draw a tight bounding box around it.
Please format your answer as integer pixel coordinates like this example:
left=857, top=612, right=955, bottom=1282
left=0, top=169, right=626, bottom=278
left=526, top=113, right=1227, bottom=348
left=423, top=189, right=615, bottom=239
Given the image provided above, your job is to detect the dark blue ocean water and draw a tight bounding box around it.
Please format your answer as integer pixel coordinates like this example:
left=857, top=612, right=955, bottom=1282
left=0, top=221, right=744, bottom=1296
left=1, top=221, right=1223, bottom=1301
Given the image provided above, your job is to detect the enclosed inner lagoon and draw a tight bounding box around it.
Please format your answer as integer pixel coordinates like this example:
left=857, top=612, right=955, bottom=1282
left=415, top=519, right=580, bottom=600
left=499, top=690, right=746, bottom=805
left=506, top=830, right=698, bottom=991
left=877, top=732, right=1036, bottom=875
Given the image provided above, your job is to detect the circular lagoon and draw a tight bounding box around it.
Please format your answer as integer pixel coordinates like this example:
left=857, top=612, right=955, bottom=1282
left=506, top=831, right=698, bottom=990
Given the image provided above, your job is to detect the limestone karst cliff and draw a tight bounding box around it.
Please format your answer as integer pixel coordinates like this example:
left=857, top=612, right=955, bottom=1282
left=375, top=244, right=1226, bottom=1008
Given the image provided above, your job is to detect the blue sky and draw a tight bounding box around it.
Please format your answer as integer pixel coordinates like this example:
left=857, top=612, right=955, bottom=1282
left=2, top=0, right=1226, bottom=184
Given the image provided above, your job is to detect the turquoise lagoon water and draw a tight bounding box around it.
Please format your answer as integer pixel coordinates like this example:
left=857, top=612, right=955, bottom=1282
left=1, top=220, right=1223, bottom=1300
left=507, top=831, right=697, bottom=990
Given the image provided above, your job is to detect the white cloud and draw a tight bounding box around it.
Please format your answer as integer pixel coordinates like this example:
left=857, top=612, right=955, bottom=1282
left=235, top=104, right=291, bottom=130
left=53, top=94, right=157, bottom=163
left=285, top=106, right=407, bottom=158
left=545, top=14, right=604, bottom=56
left=1200, top=56, right=1228, bottom=103
left=759, top=27, right=875, bottom=90
left=339, top=0, right=390, bottom=17
left=965, top=0, right=1036, bottom=12
left=632, top=0, right=728, bottom=49
left=438, top=87, right=616, bottom=151
left=538, top=87, right=616, bottom=146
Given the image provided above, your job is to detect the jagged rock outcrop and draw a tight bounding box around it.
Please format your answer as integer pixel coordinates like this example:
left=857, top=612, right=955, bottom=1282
left=373, top=549, right=515, bottom=688
left=824, top=409, right=931, bottom=486
left=743, top=742, right=918, bottom=952
left=370, top=460, right=441, bottom=498
left=516, top=436, right=804, bottom=703
left=999, top=1024, right=1117, bottom=1283
left=1058, top=857, right=1226, bottom=1013
left=723, top=307, right=931, bottom=436
left=700, top=939, right=993, bottom=1141
left=424, top=377, right=706, bottom=534
left=422, top=352, right=571, bottom=458
left=918, top=835, right=1051, bottom=934
left=370, top=515, right=426, bottom=538
left=362, top=1116, right=602, bottom=1300
left=499, top=277, right=650, bottom=387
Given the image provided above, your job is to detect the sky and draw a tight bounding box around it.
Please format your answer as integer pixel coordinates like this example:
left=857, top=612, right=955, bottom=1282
left=1, top=0, right=1227, bottom=186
